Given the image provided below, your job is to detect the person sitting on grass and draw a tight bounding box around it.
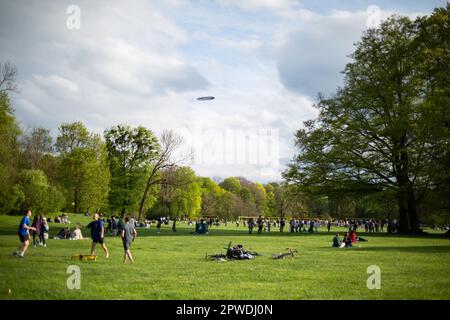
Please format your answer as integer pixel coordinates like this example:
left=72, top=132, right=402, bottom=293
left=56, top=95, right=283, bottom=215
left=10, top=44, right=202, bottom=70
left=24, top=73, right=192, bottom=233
left=349, top=229, right=368, bottom=242
left=70, top=225, right=85, bottom=240
left=343, top=232, right=353, bottom=248
left=121, top=216, right=137, bottom=263
left=332, top=233, right=342, bottom=247
left=56, top=227, right=70, bottom=239
left=87, top=213, right=109, bottom=258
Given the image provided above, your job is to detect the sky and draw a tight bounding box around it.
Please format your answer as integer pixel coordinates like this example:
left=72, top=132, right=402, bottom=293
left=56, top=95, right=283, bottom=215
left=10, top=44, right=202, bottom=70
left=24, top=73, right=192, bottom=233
left=0, top=0, right=446, bottom=183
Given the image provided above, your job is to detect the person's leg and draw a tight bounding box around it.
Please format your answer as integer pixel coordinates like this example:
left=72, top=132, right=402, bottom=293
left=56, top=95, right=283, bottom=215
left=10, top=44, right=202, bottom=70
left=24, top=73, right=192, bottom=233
left=20, top=239, right=30, bottom=257
left=126, top=249, right=134, bottom=263
left=91, top=242, right=97, bottom=255
left=101, top=243, right=109, bottom=258
left=40, top=232, right=46, bottom=247
left=33, top=232, right=38, bottom=247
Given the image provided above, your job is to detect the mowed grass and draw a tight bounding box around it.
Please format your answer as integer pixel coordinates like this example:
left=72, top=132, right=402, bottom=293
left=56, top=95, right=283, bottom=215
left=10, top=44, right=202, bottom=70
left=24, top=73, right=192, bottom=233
left=0, top=214, right=449, bottom=300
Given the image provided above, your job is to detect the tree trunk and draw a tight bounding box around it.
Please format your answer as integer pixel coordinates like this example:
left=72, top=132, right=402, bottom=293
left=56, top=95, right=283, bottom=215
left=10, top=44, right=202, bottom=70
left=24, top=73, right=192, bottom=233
left=74, top=188, right=78, bottom=214
left=138, top=183, right=150, bottom=220
left=407, top=185, right=421, bottom=234
left=397, top=185, right=410, bottom=233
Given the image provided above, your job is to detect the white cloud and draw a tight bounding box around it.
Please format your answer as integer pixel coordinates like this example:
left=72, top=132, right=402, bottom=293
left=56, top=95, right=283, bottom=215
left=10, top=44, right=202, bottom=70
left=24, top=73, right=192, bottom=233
left=33, top=74, right=79, bottom=93
left=218, top=0, right=298, bottom=12
left=274, top=8, right=425, bottom=97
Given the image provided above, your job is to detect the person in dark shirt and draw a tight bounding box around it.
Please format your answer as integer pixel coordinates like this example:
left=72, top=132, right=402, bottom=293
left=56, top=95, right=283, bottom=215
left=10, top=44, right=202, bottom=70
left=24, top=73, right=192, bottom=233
left=332, top=233, right=342, bottom=247
left=87, top=213, right=109, bottom=258
left=121, top=216, right=137, bottom=263
left=256, top=216, right=264, bottom=234
left=279, top=218, right=285, bottom=232
left=172, top=217, right=177, bottom=232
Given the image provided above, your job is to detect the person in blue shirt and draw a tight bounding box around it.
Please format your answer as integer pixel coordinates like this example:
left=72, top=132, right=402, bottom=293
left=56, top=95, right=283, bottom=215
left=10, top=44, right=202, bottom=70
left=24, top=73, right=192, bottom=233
left=86, top=213, right=109, bottom=258
left=13, top=210, right=36, bottom=258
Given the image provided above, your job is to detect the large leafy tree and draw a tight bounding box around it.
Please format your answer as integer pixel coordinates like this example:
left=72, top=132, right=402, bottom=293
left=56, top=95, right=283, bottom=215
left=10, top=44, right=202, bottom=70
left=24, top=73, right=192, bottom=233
left=284, top=11, right=449, bottom=233
left=171, top=167, right=202, bottom=219
left=56, top=122, right=110, bottom=213
left=105, top=125, right=159, bottom=216
left=12, top=169, right=65, bottom=215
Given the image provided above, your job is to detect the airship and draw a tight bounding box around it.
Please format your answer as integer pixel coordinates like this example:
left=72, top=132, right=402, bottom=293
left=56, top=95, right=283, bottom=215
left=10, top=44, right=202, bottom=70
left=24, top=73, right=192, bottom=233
left=196, top=96, right=215, bottom=101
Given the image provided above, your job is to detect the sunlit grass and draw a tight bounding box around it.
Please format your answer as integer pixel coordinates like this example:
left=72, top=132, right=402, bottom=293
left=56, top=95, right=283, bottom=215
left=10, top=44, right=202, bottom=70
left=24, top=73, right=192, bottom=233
left=0, top=214, right=449, bottom=299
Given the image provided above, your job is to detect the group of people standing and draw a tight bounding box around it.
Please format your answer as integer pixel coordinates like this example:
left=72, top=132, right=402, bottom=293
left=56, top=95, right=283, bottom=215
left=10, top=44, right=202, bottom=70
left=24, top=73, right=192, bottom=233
left=13, top=210, right=138, bottom=263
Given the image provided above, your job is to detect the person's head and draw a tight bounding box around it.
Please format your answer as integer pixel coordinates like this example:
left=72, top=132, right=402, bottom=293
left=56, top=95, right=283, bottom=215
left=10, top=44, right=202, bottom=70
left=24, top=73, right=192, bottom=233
left=124, top=216, right=130, bottom=223
left=93, top=213, right=100, bottom=221
left=335, top=233, right=339, bottom=237
left=25, top=209, right=32, bottom=217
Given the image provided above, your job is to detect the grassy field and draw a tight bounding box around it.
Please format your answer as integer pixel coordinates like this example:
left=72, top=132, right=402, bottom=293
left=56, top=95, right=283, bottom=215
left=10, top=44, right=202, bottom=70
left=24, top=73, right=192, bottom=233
left=0, top=214, right=449, bottom=300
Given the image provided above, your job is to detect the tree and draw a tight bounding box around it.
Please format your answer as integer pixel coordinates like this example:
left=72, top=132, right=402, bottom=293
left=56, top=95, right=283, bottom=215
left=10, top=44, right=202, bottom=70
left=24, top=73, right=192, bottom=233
left=415, top=5, right=450, bottom=232
left=220, top=177, right=241, bottom=194
left=105, top=125, right=159, bottom=216
left=171, top=167, right=202, bottom=219
left=56, top=122, right=110, bottom=213
left=0, top=61, right=18, bottom=93
left=198, top=177, right=225, bottom=217
left=0, top=62, right=21, bottom=214
left=284, top=13, right=450, bottom=233
left=12, top=170, right=65, bottom=215
left=21, top=127, right=53, bottom=169
left=138, top=130, right=192, bottom=220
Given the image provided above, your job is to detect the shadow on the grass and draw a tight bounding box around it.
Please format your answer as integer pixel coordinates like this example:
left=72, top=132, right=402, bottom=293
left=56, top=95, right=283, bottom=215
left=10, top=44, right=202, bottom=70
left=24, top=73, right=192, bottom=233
left=353, top=245, right=450, bottom=253
left=0, top=224, right=447, bottom=240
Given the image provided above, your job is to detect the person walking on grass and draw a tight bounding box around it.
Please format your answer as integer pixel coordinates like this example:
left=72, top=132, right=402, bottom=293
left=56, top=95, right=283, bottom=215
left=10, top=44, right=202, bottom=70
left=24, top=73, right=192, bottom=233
left=121, top=216, right=137, bottom=263
left=40, top=217, right=49, bottom=247
left=31, top=214, right=42, bottom=247
left=13, top=210, right=36, bottom=258
left=172, top=217, right=177, bottom=232
left=87, top=213, right=109, bottom=258
left=257, top=216, right=264, bottom=235
left=156, top=217, right=162, bottom=233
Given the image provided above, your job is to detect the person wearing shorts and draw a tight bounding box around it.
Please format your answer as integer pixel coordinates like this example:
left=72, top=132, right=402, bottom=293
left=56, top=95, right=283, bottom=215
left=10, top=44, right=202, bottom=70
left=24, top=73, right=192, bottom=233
left=13, top=210, right=36, bottom=258
left=87, top=213, right=109, bottom=258
left=121, top=216, right=137, bottom=263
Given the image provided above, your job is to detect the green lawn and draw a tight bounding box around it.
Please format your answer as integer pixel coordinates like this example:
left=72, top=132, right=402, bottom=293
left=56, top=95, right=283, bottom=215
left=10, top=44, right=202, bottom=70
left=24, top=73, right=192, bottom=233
left=0, top=214, right=449, bottom=300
